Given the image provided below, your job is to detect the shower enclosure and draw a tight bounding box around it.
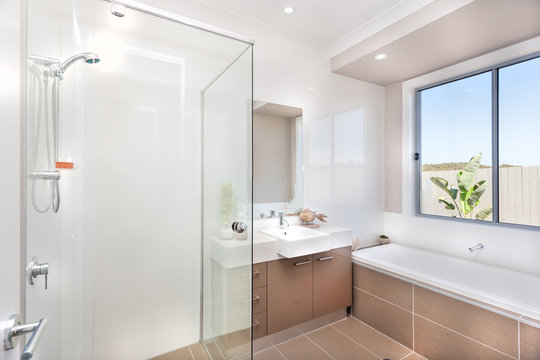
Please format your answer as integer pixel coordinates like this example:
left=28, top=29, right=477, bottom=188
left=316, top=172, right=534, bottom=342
left=24, top=0, right=253, bottom=359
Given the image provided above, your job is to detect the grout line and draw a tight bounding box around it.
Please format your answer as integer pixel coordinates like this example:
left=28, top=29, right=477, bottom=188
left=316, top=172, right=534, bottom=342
left=330, top=324, right=384, bottom=359
left=353, top=286, right=413, bottom=313
left=348, top=316, right=410, bottom=350
left=271, top=346, right=288, bottom=360
left=415, top=314, right=517, bottom=360
left=399, top=351, right=414, bottom=360
left=518, top=321, right=520, bottom=360
left=412, top=284, right=415, bottom=352
left=304, top=334, right=338, bottom=360
left=187, top=344, right=195, bottom=360
left=212, top=339, right=227, bottom=360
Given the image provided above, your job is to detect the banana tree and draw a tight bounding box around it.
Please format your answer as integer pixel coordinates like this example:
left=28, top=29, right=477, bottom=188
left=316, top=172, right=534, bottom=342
left=429, top=153, right=492, bottom=220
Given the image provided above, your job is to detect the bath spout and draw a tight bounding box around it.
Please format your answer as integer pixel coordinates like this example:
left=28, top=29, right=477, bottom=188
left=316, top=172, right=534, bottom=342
left=468, top=243, right=484, bottom=253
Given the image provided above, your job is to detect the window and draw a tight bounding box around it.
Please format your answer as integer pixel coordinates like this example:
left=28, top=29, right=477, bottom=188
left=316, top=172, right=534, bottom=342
left=417, top=54, right=540, bottom=227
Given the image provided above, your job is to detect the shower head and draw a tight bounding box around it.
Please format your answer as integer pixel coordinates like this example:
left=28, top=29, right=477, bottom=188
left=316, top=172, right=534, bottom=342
left=50, top=52, right=100, bottom=80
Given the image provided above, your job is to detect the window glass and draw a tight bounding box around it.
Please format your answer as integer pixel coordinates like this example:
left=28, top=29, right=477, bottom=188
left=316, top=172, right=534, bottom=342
left=499, top=57, right=540, bottom=226
left=419, top=72, right=493, bottom=220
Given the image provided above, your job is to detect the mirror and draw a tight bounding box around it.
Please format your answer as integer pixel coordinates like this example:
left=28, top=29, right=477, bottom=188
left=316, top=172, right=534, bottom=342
left=253, top=101, right=303, bottom=218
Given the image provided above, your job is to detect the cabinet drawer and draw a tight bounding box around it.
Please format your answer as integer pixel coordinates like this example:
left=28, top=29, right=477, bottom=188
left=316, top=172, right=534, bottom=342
left=252, top=312, right=267, bottom=340
left=253, top=286, right=267, bottom=315
left=253, top=262, right=267, bottom=289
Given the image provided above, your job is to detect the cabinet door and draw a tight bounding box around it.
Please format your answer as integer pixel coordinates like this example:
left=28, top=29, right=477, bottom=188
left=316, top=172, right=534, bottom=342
left=313, top=246, right=352, bottom=317
left=267, top=255, right=313, bottom=334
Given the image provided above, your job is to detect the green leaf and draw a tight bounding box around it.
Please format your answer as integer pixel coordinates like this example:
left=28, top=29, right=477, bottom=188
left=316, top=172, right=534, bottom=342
left=438, top=196, right=455, bottom=210
left=475, top=207, right=492, bottom=220
left=457, top=153, right=483, bottom=200
left=430, top=177, right=458, bottom=200
left=467, top=180, right=487, bottom=208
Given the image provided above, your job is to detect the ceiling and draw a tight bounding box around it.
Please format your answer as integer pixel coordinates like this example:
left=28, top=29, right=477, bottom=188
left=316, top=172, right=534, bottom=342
left=331, top=0, right=540, bottom=85
left=196, top=0, right=419, bottom=44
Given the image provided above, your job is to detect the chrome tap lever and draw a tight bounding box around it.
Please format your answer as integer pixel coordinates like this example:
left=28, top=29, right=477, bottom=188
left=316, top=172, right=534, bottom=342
left=27, top=257, right=49, bottom=290
left=3, top=314, right=48, bottom=359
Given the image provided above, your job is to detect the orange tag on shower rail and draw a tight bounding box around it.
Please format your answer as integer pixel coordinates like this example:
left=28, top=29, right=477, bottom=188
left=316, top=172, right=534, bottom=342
left=55, top=162, right=74, bottom=169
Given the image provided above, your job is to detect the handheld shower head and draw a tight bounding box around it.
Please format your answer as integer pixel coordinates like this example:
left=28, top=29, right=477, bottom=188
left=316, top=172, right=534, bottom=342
left=50, top=52, right=100, bottom=80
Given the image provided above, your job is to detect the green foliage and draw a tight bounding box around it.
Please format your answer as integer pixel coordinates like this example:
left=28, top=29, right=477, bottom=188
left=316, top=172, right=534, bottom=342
left=429, top=153, right=492, bottom=220
left=220, top=183, right=234, bottom=227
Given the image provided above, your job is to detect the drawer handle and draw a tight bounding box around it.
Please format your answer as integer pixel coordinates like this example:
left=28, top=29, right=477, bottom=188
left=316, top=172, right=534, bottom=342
left=294, top=260, right=311, bottom=266
left=318, top=256, right=334, bottom=261
left=241, top=270, right=261, bottom=278
left=252, top=321, right=260, bottom=327
left=241, top=295, right=260, bottom=304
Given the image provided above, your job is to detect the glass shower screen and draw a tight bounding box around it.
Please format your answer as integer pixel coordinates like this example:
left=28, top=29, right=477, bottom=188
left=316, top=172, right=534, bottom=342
left=25, top=0, right=253, bottom=359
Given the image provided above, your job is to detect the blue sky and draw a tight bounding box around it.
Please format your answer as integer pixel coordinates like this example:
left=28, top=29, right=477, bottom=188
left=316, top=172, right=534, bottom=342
left=421, top=56, right=540, bottom=167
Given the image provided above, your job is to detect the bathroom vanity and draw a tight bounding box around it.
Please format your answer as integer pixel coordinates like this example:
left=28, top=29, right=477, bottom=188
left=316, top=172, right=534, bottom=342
left=252, top=223, right=352, bottom=339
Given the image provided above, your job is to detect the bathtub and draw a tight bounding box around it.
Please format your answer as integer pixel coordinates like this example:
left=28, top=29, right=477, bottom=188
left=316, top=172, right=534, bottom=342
left=352, top=243, right=540, bottom=321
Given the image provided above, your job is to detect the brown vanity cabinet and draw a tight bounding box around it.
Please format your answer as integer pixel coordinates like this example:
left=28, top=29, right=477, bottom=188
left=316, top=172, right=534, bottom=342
left=260, top=246, right=352, bottom=336
left=313, top=246, right=352, bottom=317
left=267, top=255, right=313, bottom=334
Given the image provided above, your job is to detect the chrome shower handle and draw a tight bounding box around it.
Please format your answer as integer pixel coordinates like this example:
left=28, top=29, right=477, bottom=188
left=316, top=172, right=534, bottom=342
left=3, top=314, right=48, bottom=360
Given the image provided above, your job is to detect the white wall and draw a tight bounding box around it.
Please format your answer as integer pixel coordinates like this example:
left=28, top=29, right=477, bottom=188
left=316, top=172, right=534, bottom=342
left=385, top=37, right=540, bottom=276
left=0, top=0, right=23, bottom=359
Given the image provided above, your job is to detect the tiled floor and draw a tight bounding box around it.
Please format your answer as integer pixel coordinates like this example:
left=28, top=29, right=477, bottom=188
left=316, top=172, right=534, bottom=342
left=152, top=317, right=427, bottom=360
left=253, top=317, right=426, bottom=360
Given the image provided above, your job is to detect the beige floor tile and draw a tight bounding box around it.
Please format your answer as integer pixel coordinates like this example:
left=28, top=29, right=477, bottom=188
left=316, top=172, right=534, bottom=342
left=414, top=286, right=518, bottom=358
left=307, top=325, right=379, bottom=360
left=254, top=347, right=286, bottom=360
left=189, top=342, right=210, bottom=360
left=414, top=315, right=513, bottom=360
left=276, top=336, right=332, bottom=360
left=149, top=346, right=193, bottom=360
left=204, top=341, right=225, bottom=360
left=352, top=288, right=413, bottom=348
left=332, top=317, right=411, bottom=359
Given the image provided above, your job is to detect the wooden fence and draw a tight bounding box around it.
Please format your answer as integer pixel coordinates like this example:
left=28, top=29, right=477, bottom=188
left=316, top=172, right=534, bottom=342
left=421, top=166, right=540, bottom=226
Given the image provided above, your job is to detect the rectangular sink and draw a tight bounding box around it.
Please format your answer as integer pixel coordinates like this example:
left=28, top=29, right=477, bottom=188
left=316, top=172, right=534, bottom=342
left=260, top=226, right=331, bottom=258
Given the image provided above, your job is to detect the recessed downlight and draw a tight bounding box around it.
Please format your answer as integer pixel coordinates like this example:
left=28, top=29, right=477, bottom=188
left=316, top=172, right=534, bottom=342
left=283, top=6, right=295, bottom=14
left=374, top=53, right=387, bottom=60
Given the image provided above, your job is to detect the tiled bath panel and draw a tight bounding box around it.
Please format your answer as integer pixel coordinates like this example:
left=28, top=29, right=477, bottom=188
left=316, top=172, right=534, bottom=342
left=352, top=263, right=540, bottom=360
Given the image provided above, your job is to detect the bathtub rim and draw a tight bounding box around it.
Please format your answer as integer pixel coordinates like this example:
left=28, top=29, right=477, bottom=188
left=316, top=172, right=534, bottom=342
left=352, top=244, right=540, bottom=326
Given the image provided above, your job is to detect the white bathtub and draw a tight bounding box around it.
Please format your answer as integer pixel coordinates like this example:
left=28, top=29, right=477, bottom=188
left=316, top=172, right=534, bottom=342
left=352, top=244, right=540, bottom=321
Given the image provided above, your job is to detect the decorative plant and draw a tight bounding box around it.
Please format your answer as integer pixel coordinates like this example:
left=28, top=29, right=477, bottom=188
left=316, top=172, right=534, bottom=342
left=220, top=183, right=234, bottom=228
left=430, top=153, right=492, bottom=220
left=379, top=235, right=388, bottom=239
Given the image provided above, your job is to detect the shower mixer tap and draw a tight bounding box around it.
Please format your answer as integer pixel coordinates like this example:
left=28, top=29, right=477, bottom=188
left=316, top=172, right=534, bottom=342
left=27, top=257, right=49, bottom=290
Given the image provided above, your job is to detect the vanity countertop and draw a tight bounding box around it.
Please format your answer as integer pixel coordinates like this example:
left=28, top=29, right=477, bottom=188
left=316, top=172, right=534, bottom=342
left=254, top=221, right=352, bottom=264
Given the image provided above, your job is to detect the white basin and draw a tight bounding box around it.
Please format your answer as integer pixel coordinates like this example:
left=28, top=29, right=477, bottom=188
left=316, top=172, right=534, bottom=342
left=260, top=225, right=331, bottom=258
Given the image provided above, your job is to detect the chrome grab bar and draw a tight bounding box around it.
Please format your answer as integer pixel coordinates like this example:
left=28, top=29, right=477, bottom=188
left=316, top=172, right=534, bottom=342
left=294, top=260, right=311, bottom=266
left=318, top=256, right=334, bottom=261
left=3, top=314, right=48, bottom=360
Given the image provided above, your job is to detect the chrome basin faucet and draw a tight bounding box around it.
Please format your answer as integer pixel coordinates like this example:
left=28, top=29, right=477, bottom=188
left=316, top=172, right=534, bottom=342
left=279, top=212, right=289, bottom=229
